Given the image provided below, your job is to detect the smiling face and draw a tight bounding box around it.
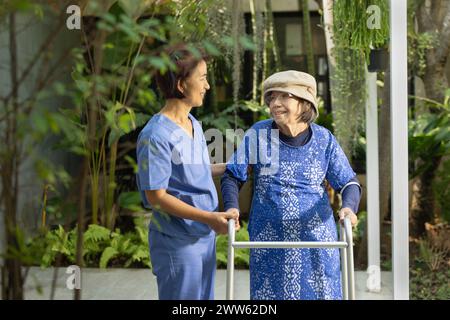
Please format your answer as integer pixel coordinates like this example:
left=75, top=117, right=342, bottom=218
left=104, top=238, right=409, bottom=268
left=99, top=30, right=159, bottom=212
left=267, top=91, right=303, bottom=126
left=178, top=60, right=210, bottom=107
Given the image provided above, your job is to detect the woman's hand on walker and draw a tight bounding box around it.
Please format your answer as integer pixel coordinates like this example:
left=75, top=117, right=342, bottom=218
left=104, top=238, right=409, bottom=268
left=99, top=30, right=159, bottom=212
left=208, top=209, right=240, bottom=234
left=226, top=208, right=240, bottom=231
left=338, top=207, right=357, bottom=227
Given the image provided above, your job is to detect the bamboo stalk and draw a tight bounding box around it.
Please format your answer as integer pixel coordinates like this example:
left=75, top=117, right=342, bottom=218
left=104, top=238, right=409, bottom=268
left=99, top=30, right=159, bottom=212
left=266, top=0, right=281, bottom=71
left=260, top=2, right=268, bottom=106
left=300, top=0, right=316, bottom=77
left=250, top=0, right=258, bottom=102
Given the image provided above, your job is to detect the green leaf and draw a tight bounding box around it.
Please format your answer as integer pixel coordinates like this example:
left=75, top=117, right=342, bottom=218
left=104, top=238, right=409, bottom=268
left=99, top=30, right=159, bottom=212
left=84, top=1, right=116, bottom=16
left=97, top=21, right=114, bottom=33
left=148, top=57, right=167, bottom=72
left=108, top=129, right=121, bottom=147
left=32, top=111, right=48, bottom=133
left=84, top=224, right=111, bottom=243
left=100, top=247, right=119, bottom=268
left=202, top=40, right=221, bottom=56
left=102, top=12, right=117, bottom=24
left=46, top=113, right=60, bottom=134
left=103, top=33, right=132, bottom=69
left=118, top=0, right=154, bottom=20
left=125, top=155, right=139, bottom=174
left=118, top=113, right=135, bottom=133
left=131, top=248, right=149, bottom=262
left=435, top=131, right=450, bottom=144
left=117, top=23, right=140, bottom=43
left=140, top=18, right=160, bottom=29
left=239, top=36, right=256, bottom=51
left=222, top=36, right=234, bottom=48
left=445, top=88, right=450, bottom=99
left=118, top=191, right=143, bottom=211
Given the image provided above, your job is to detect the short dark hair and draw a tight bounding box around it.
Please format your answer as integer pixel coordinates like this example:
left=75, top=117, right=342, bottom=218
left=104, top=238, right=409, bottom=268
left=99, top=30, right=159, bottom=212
left=155, top=44, right=209, bottom=99
left=297, top=99, right=317, bottom=124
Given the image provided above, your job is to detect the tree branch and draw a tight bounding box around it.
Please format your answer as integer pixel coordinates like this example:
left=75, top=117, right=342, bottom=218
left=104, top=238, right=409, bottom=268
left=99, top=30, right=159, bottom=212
left=3, top=3, right=69, bottom=104
left=23, top=45, right=74, bottom=116
left=9, top=13, right=18, bottom=193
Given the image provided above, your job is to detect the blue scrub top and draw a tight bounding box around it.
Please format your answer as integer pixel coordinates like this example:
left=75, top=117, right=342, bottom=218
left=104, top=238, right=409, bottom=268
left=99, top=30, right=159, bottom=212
left=136, top=113, right=218, bottom=239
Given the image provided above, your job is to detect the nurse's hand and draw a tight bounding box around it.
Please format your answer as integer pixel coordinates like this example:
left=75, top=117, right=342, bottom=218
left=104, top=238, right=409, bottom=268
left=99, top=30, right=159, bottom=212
left=208, top=209, right=240, bottom=234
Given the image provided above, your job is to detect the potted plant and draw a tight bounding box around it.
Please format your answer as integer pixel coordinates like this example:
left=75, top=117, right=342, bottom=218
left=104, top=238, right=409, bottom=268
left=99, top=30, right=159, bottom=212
left=368, top=47, right=389, bottom=72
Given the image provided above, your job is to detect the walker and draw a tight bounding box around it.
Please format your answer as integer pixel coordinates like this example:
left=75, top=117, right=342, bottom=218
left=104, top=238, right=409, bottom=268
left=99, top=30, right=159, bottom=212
left=226, top=216, right=356, bottom=300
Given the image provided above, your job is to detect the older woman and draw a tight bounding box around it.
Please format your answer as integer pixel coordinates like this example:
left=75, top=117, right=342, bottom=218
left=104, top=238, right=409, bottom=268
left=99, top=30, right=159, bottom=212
left=136, top=44, right=239, bottom=300
left=221, top=70, right=361, bottom=300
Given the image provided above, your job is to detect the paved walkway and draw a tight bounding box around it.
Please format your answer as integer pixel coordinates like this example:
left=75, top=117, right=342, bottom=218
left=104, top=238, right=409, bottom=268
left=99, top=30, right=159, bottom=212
left=22, top=267, right=393, bottom=300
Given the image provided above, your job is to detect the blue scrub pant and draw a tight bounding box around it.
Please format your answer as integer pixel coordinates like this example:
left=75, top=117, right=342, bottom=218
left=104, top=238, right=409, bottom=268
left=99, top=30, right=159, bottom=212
left=149, top=230, right=216, bottom=300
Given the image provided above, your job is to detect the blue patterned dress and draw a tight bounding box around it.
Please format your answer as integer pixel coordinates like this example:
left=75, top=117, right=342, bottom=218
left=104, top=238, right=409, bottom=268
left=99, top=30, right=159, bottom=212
left=226, top=120, right=356, bottom=300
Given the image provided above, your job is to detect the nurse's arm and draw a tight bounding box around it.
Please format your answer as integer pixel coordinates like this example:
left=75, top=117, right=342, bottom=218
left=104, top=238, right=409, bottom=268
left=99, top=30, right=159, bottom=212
left=210, top=163, right=226, bottom=177
left=145, top=189, right=238, bottom=234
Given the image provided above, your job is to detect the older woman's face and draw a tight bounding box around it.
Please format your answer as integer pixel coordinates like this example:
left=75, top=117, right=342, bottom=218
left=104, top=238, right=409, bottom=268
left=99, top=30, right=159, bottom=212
left=181, top=60, right=210, bottom=107
left=267, top=91, right=302, bottom=126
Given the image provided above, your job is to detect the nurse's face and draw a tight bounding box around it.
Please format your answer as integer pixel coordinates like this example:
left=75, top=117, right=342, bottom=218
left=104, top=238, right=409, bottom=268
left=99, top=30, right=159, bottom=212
left=267, top=91, right=302, bottom=126
left=180, top=60, right=210, bottom=107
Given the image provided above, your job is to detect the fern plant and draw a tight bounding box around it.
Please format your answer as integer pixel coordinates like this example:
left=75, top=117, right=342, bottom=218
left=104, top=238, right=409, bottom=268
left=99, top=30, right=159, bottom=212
left=25, top=217, right=151, bottom=269
left=41, top=225, right=77, bottom=267
left=99, top=220, right=151, bottom=268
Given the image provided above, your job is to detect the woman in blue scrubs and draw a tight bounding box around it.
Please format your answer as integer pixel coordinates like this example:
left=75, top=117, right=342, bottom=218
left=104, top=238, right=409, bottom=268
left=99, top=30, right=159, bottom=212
left=136, top=44, right=239, bottom=300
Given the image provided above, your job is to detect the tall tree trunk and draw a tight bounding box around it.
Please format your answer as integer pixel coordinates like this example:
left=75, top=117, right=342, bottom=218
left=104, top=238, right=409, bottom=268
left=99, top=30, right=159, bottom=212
left=1, top=11, right=24, bottom=300
left=378, top=68, right=392, bottom=249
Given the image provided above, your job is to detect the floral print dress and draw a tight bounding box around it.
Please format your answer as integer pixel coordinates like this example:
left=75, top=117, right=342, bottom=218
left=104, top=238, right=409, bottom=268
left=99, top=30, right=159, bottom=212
left=226, top=120, right=356, bottom=300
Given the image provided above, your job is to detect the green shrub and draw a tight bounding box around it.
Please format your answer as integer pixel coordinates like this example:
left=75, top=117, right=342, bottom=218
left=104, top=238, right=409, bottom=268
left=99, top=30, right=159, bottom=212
left=25, top=217, right=150, bottom=268
left=410, top=267, right=450, bottom=300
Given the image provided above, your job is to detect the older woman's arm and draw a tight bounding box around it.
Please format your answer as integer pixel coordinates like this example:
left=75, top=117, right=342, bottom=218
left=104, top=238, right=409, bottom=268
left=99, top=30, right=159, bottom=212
left=220, top=170, right=244, bottom=212
left=338, top=176, right=361, bottom=226
left=340, top=176, right=362, bottom=214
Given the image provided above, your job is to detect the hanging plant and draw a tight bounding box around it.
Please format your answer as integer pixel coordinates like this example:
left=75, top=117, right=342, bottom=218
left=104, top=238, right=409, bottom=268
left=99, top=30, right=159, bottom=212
left=330, top=0, right=389, bottom=156
left=333, top=0, right=389, bottom=58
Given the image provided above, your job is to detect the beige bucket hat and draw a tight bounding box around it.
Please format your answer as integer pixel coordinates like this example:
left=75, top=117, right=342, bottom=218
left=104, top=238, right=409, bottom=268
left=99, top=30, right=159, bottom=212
left=263, top=70, right=319, bottom=116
